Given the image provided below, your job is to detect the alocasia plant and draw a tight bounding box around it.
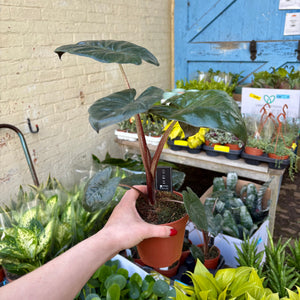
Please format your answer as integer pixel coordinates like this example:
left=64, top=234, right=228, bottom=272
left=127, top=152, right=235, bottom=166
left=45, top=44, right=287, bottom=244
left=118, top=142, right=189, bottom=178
left=55, top=40, right=247, bottom=207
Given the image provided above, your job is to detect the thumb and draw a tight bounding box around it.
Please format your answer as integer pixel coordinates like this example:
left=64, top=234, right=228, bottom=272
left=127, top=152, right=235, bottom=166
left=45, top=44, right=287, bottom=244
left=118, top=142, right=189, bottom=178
left=145, top=225, right=177, bottom=239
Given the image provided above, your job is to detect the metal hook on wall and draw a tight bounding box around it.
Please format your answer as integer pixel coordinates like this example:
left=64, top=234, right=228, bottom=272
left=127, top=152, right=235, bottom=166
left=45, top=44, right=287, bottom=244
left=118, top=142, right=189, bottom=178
left=27, top=118, right=39, bottom=133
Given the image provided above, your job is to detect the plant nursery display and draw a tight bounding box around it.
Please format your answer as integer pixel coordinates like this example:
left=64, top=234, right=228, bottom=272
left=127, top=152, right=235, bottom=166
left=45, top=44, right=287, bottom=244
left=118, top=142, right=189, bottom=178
left=251, top=67, right=300, bottom=90
left=236, top=232, right=300, bottom=298
left=174, top=259, right=300, bottom=299
left=202, top=172, right=271, bottom=240
left=75, top=258, right=175, bottom=300
left=55, top=40, right=247, bottom=269
left=176, top=68, right=243, bottom=96
left=0, top=176, right=121, bottom=278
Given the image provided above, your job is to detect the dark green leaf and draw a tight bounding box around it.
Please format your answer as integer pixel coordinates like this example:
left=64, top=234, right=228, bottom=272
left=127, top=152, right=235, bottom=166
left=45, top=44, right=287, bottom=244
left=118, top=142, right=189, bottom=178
left=128, top=281, right=140, bottom=299
left=150, top=90, right=247, bottom=142
left=88, top=87, right=164, bottom=132
left=152, top=280, right=170, bottom=297
left=83, top=168, right=121, bottom=212
left=105, top=274, right=127, bottom=290
left=55, top=40, right=159, bottom=66
left=183, top=187, right=208, bottom=231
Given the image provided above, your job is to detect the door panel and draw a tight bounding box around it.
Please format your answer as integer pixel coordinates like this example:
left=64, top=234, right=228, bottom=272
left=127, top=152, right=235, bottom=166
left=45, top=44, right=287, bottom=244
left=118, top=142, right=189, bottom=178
left=174, top=0, right=300, bottom=83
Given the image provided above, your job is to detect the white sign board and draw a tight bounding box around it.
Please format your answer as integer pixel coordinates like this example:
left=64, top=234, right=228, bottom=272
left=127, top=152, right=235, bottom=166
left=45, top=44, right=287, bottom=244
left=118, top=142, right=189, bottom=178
left=284, top=13, right=300, bottom=35
left=241, top=87, right=300, bottom=119
left=279, top=0, right=300, bottom=9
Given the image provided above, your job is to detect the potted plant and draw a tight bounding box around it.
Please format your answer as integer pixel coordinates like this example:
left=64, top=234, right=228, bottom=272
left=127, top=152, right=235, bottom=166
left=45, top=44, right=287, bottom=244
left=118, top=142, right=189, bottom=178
left=182, top=188, right=222, bottom=269
left=54, top=40, right=247, bottom=269
left=265, top=139, right=299, bottom=180
left=245, top=136, right=268, bottom=156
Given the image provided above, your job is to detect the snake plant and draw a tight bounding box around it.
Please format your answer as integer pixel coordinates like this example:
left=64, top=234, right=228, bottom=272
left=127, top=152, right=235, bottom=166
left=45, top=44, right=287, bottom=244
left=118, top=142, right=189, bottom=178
left=55, top=40, right=247, bottom=207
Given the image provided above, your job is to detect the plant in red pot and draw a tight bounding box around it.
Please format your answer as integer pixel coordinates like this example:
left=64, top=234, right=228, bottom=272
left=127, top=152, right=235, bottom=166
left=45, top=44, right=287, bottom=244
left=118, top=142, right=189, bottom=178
left=55, top=40, right=247, bottom=270
left=183, top=188, right=222, bottom=269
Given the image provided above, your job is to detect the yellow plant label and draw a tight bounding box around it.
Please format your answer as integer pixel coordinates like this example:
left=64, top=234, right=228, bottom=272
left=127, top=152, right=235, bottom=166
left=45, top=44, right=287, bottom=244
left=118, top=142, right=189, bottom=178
left=214, top=145, right=230, bottom=153
left=249, top=93, right=261, bottom=100
left=174, top=140, right=188, bottom=146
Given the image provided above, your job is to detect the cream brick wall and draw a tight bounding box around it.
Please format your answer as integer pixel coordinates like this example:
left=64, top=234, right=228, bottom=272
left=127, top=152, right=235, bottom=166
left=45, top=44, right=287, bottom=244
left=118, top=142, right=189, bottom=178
left=0, top=0, right=173, bottom=204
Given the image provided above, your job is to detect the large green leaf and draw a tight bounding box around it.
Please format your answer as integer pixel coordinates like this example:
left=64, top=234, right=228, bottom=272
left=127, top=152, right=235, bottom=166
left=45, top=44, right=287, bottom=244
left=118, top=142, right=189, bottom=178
left=54, top=40, right=159, bottom=66
left=88, top=87, right=164, bottom=133
left=83, top=168, right=121, bottom=212
left=150, top=89, right=247, bottom=142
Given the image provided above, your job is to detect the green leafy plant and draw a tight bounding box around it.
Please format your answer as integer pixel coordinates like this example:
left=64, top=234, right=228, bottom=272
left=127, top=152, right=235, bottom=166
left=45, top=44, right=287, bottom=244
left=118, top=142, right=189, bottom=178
left=234, top=235, right=264, bottom=277
left=252, top=66, right=300, bottom=89
left=182, top=187, right=222, bottom=261
left=287, top=239, right=300, bottom=288
left=236, top=232, right=300, bottom=298
left=263, top=231, right=299, bottom=298
left=174, top=259, right=300, bottom=299
left=54, top=40, right=247, bottom=211
left=176, top=68, right=242, bottom=96
left=76, top=259, right=175, bottom=300
left=203, top=172, right=271, bottom=239
left=264, top=139, right=299, bottom=181
left=0, top=177, right=120, bottom=276
left=246, top=136, right=268, bottom=150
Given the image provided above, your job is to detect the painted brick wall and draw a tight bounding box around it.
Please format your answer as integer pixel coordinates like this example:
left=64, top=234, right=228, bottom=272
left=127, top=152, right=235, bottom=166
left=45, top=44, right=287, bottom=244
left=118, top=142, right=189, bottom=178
left=0, top=0, right=172, bottom=204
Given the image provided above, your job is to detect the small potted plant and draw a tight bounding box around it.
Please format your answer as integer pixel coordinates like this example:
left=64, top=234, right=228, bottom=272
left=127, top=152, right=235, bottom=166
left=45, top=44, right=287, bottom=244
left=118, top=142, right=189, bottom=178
left=55, top=40, right=247, bottom=270
left=183, top=188, right=222, bottom=269
left=265, top=139, right=299, bottom=180
left=245, top=136, right=268, bottom=156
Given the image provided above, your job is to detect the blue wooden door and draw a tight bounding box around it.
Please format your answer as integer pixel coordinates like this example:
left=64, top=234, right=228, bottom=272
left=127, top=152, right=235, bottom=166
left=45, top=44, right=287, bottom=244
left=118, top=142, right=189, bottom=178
left=174, top=0, right=300, bottom=84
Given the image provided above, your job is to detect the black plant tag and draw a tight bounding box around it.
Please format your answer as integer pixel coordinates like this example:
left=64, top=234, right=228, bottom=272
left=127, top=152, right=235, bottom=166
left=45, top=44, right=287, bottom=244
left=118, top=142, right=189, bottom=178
left=155, top=166, right=172, bottom=192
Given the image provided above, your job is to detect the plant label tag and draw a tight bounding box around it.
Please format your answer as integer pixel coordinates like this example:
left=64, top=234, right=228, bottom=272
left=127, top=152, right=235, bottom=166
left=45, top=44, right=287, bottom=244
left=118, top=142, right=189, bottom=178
left=155, top=166, right=172, bottom=192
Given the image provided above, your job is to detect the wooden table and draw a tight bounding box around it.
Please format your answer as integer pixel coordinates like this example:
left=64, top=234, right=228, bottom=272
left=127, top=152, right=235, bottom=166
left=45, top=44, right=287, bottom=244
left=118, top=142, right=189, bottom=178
left=116, top=139, right=286, bottom=235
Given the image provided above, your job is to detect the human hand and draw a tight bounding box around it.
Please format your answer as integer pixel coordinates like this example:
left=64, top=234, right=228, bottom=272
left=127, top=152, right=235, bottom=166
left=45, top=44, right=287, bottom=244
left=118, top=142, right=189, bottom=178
left=101, top=185, right=176, bottom=252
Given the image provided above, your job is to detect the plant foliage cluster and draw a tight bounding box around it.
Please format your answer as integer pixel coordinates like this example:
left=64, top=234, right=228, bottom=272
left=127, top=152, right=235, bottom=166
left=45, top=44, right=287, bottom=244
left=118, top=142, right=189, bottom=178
left=236, top=232, right=300, bottom=298
left=252, top=67, right=300, bottom=90
left=204, top=172, right=271, bottom=239
left=76, top=259, right=175, bottom=300
left=0, top=176, right=121, bottom=276
left=176, top=68, right=242, bottom=96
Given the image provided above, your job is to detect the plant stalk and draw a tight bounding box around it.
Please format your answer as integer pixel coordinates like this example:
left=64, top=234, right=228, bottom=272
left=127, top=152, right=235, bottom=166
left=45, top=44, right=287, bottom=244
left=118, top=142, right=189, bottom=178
left=118, top=64, right=155, bottom=205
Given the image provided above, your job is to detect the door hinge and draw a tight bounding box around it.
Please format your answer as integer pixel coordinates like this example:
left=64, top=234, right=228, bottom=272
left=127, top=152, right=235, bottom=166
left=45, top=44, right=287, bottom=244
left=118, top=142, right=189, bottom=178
left=296, top=41, right=300, bottom=61
left=250, top=40, right=257, bottom=61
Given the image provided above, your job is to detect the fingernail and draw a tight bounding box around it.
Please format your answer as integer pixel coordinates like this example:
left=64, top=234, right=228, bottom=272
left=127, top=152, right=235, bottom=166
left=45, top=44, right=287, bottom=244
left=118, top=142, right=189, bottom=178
left=169, top=228, right=177, bottom=236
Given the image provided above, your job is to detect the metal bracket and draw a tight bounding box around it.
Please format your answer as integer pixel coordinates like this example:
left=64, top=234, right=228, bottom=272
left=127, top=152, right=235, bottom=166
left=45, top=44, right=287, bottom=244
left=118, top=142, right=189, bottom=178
left=250, top=40, right=257, bottom=61
left=296, top=41, right=300, bottom=61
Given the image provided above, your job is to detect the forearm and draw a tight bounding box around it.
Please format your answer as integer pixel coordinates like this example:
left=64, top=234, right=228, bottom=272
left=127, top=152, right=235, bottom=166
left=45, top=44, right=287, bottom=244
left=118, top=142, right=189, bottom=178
left=0, top=228, right=119, bottom=300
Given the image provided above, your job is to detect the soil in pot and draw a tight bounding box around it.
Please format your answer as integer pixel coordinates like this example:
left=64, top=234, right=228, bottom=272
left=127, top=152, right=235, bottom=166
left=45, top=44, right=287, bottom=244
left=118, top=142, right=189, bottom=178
left=136, top=190, right=186, bottom=225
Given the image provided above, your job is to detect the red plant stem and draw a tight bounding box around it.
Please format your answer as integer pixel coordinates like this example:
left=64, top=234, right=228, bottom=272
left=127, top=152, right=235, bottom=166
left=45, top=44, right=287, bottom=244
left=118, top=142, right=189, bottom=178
left=118, top=64, right=155, bottom=205
left=202, top=230, right=209, bottom=257
left=150, top=120, right=177, bottom=178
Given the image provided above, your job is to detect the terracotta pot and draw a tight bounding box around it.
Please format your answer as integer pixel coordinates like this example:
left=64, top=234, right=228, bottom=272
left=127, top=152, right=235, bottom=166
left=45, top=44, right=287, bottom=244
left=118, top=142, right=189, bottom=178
left=225, top=143, right=241, bottom=151
left=245, top=146, right=264, bottom=156
left=136, top=198, right=189, bottom=269
left=198, top=244, right=221, bottom=270
left=268, top=153, right=289, bottom=160
left=205, top=140, right=219, bottom=147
